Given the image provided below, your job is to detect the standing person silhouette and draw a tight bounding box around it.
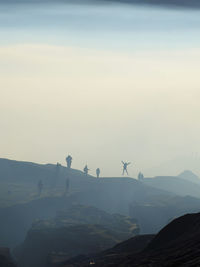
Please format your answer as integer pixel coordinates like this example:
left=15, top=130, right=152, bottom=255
left=121, top=161, right=131, bottom=175
left=66, top=155, right=72, bottom=168
left=83, top=165, right=89, bottom=176
left=96, top=168, right=100, bottom=178
left=138, top=172, right=144, bottom=181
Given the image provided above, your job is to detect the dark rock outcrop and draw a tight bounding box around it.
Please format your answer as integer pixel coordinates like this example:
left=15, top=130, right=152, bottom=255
left=0, top=248, right=16, bottom=267
left=15, top=204, right=139, bottom=267
left=71, top=212, right=200, bottom=266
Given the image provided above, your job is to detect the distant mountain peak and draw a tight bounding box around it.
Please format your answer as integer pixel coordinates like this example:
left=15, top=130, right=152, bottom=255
left=178, top=170, right=200, bottom=184
left=179, top=170, right=199, bottom=177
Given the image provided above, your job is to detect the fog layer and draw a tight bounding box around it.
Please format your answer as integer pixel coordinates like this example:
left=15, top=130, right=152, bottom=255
left=0, top=3, right=200, bottom=176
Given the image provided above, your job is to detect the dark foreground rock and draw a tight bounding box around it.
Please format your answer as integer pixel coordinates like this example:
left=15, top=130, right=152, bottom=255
left=0, top=248, right=16, bottom=267
left=62, top=212, right=200, bottom=267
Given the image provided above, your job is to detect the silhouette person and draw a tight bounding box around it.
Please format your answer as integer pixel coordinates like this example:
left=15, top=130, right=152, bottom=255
left=38, top=180, right=43, bottom=196
left=122, top=161, right=131, bottom=175
left=96, top=168, right=100, bottom=178
left=83, top=165, right=89, bottom=176
left=66, top=155, right=72, bottom=168
left=56, top=163, right=61, bottom=177
left=138, top=172, right=144, bottom=181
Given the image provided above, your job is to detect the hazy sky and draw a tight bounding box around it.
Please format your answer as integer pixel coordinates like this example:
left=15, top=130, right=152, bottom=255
left=1, top=2, right=200, bottom=177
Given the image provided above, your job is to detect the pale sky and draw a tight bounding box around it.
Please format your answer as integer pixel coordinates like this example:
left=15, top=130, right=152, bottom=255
left=1, top=44, right=200, bottom=177
left=1, top=3, right=200, bottom=177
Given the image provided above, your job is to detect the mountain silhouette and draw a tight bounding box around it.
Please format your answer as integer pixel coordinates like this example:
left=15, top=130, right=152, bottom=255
left=178, top=170, right=200, bottom=184
left=0, top=158, right=200, bottom=248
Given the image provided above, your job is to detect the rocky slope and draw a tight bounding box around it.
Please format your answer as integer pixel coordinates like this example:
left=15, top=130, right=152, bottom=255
left=1, top=158, right=200, bottom=247
left=0, top=248, right=16, bottom=267
left=15, top=205, right=139, bottom=267
left=66, top=212, right=200, bottom=266
left=142, top=176, right=200, bottom=198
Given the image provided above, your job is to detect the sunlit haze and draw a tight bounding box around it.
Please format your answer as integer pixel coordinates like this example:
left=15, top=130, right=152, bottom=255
left=1, top=1, right=200, bottom=177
